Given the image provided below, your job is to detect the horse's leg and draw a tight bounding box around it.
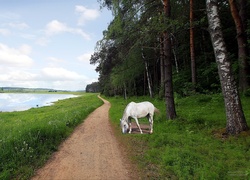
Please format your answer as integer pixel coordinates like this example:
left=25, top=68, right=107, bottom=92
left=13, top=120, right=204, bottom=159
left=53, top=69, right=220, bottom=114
left=148, top=114, right=154, bottom=134
left=129, top=123, right=132, bottom=133
left=134, top=117, right=143, bottom=134
left=128, top=118, right=132, bottom=134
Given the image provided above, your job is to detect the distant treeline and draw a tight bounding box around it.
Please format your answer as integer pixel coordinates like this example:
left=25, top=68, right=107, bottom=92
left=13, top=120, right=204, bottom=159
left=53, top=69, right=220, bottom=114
left=85, top=82, right=100, bottom=93
left=0, top=87, right=69, bottom=93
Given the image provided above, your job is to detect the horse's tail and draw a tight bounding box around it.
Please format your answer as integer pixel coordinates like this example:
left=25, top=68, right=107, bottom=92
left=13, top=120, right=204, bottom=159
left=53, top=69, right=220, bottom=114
left=154, top=107, right=160, bottom=114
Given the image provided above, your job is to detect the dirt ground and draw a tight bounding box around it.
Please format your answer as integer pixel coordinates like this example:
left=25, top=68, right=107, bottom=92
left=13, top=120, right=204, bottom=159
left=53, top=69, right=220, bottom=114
left=32, top=96, right=135, bottom=180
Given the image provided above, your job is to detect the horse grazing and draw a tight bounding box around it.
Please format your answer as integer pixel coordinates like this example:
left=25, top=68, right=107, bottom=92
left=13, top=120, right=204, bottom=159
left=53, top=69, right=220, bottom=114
left=120, top=101, right=159, bottom=134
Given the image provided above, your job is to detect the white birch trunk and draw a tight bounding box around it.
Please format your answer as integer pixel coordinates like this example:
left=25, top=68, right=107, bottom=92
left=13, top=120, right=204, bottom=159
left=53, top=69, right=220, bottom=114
left=206, top=0, right=248, bottom=135
left=142, top=49, right=153, bottom=98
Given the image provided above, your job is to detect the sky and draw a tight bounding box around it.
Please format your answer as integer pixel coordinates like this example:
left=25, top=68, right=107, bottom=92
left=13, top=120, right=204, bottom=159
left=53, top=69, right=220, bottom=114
left=0, top=0, right=112, bottom=91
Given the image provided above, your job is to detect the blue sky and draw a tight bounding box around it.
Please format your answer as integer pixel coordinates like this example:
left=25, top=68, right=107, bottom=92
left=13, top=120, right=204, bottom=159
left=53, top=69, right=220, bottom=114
left=0, top=0, right=112, bottom=91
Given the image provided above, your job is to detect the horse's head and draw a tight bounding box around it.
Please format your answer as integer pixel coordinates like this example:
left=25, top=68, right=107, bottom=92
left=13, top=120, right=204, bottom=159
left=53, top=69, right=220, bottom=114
left=120, top=119, right=129, bottom=134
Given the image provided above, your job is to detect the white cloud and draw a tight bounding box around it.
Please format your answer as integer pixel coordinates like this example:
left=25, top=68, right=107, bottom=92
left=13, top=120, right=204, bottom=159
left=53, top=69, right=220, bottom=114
left=75, top=5, right=100, bottom=26
left=0, top=3, right=104, bottom=91
left=45, top=20, right=90, bottom=40
left=46, top=57, right=66, bottom=67
left=41, top=67, right=87, bottom=81
left=47, top=57, right=65, bottom=63
left=0, top=43, right=33, bottom=67
left=0, top=70, right=37, bottom=81
left=0, top=65, right=92, bottom=90
left=0, top=43, right=95, bottom=90
left=19, top=44, right=32, bottom=55
left=36, top=37, right=50, bottom=46
left=71, top=28, right=90, bottom=39
left=77, top=52, right=97, bottom=71
left=19, top=33, right=36, bottom=40
left=0, top=28, right=11, bottom=36
left=77, top=52, right=92, bottom=63
left=45, top=20, right=67, bottom=36
left=8, top=22, right=29, bottom=30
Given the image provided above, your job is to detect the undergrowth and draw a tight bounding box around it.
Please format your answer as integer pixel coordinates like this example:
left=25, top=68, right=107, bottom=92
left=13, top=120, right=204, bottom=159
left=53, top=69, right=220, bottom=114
left=107, top=94, right=250, bottom=179
left=0, top=93, right=102, bottom=180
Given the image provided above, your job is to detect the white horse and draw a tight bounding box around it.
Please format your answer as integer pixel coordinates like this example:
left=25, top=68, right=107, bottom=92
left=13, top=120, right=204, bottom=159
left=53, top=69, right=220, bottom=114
left=120, top=101, right=159, bottom=134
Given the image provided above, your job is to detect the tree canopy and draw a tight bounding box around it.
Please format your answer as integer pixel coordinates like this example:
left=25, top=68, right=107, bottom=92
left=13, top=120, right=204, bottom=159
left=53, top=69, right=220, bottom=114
left=91, top=0, right=249, bottom=97
left=87, top=0, right=250, bottom=134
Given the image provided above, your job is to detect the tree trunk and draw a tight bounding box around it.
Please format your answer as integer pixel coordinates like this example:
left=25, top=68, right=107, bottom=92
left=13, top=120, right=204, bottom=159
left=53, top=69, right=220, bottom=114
left=142, top=48, right=153, bottom=98
left=171, top=36, right=179, bottom=73
left=154, top=43, right=159, bottom=93
left=123, top=83, right=127, bottom=100
left=159, top=36, right=165, bottom=98
left=190, top=0, right=196, bottom=88
left=163, top=0, right=177, bottom=120
left=238, top=0, right=247, bottom=34
left=229, top=0, right=250, bottom=92
left=206, top=0, right=249, bottom=135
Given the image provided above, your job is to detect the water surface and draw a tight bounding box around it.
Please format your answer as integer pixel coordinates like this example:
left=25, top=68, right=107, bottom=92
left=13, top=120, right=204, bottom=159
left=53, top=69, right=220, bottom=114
left=0, top=93, right=78, bottom=112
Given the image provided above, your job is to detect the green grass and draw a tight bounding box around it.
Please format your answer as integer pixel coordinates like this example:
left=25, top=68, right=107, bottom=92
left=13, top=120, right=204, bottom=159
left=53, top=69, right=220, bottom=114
left=0, top=93, right=102, bottom=180
left=106, top=94, right=250, bottom=179
left=1, top=93, right=249, bottom=179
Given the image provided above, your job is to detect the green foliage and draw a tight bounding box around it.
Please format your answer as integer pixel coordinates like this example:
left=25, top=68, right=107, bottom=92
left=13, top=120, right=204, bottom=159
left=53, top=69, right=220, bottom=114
left=0, top=93, right=102, bottom=179
left=107, top=94, right=250, bottom=179
left=85, top=82, right=100, bottom=92
left=244, top=88, right=250, bottom=97
left=95, top=0, right=250, bottom=97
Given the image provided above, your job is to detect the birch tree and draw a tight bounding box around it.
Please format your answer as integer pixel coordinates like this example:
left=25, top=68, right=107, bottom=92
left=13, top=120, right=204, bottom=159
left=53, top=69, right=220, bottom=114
left=142, top=48, right=154, bottom=98
left=206, top=0, right=249, bottom=135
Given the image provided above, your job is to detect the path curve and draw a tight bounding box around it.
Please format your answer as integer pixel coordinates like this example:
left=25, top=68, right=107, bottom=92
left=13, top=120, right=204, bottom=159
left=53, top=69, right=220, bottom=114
left=32, top=96, right=132, bottom=180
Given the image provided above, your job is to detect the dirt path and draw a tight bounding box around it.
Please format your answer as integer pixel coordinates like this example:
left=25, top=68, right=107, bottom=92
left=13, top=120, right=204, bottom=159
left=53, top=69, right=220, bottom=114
left=32, top=96, right=133, bottom=180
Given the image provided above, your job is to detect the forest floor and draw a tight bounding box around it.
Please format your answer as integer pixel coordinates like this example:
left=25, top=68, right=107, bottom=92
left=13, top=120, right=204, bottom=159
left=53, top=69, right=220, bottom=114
left=31, top=96, right=136, bottom=180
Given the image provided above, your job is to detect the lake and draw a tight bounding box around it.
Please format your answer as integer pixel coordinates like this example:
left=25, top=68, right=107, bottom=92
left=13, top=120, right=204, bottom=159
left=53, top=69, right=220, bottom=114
left=0, top=93, right=78, bottom=112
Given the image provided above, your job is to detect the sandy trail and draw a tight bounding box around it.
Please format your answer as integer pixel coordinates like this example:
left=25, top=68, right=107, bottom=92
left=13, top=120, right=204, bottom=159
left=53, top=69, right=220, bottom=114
left=32, top=96, right=132, bottom=180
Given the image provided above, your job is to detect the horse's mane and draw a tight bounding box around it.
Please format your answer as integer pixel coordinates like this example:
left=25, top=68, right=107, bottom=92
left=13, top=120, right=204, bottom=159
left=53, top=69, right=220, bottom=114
left=122, top=102, right=135, bottom=121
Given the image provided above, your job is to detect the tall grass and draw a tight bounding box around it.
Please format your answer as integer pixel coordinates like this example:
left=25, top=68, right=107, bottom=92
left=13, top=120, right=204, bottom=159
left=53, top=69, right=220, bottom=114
left=107, top=94, right=250, bottom=179
left=0, top=93, right=102, bottom=179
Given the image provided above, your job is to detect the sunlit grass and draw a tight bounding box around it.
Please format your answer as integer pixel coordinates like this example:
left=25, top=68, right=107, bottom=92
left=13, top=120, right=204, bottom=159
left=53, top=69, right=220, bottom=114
left=107, top=94, right=250, bottom=179
left=0, top=93, right=102, bottom=179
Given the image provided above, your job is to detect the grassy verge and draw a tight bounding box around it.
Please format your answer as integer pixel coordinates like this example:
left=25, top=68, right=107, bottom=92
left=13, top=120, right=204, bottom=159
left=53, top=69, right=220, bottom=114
left=0, top=93, right=102, bottom=180
left=106, top=94, right=250, bottom=179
